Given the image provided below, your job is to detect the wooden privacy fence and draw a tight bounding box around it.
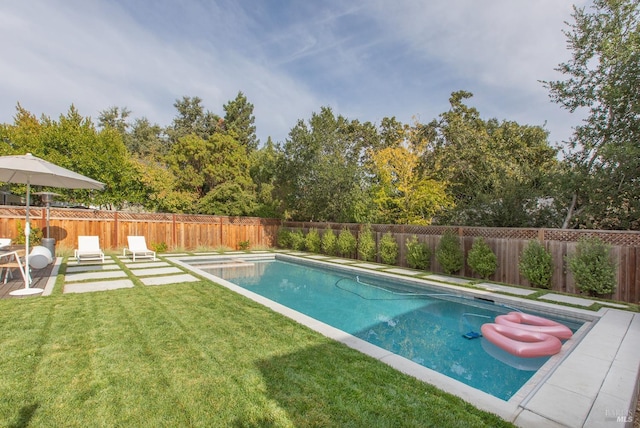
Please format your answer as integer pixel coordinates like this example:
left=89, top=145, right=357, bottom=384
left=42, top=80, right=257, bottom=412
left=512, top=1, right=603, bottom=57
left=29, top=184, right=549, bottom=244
left=0, top=207, right=280, bottom=252
left=283, top=222, right=640, bottom=304
left=0, top=205, right=637, bottom=304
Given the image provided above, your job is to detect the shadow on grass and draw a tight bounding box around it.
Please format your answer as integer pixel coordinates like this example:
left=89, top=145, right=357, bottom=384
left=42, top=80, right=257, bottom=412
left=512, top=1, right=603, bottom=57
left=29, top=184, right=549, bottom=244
left=255, top=342, right=513, bottom=427
left=9, top=403, right=39, bottom=428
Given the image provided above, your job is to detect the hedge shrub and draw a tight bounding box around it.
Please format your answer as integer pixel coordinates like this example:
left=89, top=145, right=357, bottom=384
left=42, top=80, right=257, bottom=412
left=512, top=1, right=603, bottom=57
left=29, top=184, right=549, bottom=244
left=357, top=224, right=376, bottom=262
left=305, top=228, right=321, bottom=253
left=467, top=237, right=497, bottom=279
left=321, top=227, right=337, bottom=256
left=337, top=228, right=357, bottom=258
left=289, top=229, right=305, bottom=251
left=435, top=231, right=464, bottom=274
left=276, top=228, right=291, bottom=249
left=406, top=235, right=431, bottom=270
left=519, top=240, right=553, bottom=288
left=566, top=237, right=616, bottom=296
left=379, top=232, right=399, bottom=265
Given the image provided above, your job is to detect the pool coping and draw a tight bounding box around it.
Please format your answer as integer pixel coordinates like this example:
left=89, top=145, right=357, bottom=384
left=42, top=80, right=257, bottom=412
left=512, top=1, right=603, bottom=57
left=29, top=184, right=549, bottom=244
left=170, top=253, right=640, bottom=428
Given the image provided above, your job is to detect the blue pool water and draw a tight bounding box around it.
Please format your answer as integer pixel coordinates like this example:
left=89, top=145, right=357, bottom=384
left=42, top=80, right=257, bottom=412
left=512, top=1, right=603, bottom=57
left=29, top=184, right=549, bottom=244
left=196, top=258, right=581, bottom=400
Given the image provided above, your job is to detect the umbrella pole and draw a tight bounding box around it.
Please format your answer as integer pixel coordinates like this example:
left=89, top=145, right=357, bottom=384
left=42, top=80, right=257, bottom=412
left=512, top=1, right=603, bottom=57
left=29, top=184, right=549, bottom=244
left=25, top=181, right=29, bottom=287
left=10, top=180, right=43, bottom=296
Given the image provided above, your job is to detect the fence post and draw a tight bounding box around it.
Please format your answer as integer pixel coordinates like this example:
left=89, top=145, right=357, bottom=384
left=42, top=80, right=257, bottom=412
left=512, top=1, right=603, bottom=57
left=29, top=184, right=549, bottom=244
left=172, top=214, right=177, bottom=249
left=114, top=211, right=119, bottom=249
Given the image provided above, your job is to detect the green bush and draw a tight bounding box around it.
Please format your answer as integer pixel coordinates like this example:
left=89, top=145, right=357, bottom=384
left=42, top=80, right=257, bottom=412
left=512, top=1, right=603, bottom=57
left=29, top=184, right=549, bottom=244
left=357, top=224, right=376, bottom=262
left=276, top=228, right=291, bottom=249
left=435, top=231, right=464, bottom=274
left=321, top=227, right=337, bottom=256
left=152, top=241, right=169, bottom=253
left=289, top=229, right=305, bottom=251
left=519, top=240, right=553, bottom=288
left=336, top=228, right=357, bottom=258
left=304, top=228, right=321, bottom=253
left=406, top=235, right=431, bottom=270
left=379, top=232, right=398, bottom=265
left=566, top=237, right=616, bottom=296
left=467, top=237, right=497, bottom=279
left=15, top=221, right=42, bottom=247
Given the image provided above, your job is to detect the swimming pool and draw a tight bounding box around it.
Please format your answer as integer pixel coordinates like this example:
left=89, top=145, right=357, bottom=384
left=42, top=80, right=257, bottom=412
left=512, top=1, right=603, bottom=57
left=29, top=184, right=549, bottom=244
left=178, top=254, right=585, bottom=401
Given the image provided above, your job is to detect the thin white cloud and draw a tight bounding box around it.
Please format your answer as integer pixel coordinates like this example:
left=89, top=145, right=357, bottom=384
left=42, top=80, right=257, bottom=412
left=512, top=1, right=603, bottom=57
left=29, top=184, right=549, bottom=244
left=0, top=0, right=319, bottom=142
left=0, top=0, right=591, bottom=146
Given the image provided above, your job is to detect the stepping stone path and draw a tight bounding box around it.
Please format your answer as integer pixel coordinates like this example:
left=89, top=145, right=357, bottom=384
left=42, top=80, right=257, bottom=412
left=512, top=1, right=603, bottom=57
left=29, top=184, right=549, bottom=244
left=62, top=255, right=199, bottom=294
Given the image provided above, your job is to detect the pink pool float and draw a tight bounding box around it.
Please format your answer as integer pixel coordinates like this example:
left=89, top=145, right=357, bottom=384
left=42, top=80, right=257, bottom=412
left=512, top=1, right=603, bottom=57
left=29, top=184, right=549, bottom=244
left=495, top=312, right=573, bottom=340
left=481, top=323, right=563, bottom=358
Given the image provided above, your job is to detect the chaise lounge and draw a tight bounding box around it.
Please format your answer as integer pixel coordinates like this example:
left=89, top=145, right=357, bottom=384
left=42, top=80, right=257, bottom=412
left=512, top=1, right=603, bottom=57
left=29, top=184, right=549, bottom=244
left=74, top=236, right=105, bottom=263
left=123, top=236, right=156, bottom=261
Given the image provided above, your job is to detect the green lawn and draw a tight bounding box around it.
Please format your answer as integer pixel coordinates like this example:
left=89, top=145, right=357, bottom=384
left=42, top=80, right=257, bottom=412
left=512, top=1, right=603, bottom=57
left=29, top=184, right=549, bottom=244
left=0, top=278, right=514, bottom=427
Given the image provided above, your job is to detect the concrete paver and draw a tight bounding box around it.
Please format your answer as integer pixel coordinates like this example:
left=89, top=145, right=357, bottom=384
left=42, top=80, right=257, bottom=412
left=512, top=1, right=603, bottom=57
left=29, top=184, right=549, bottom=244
left=123, top=261, right=171, bottom=268
left=64, top=279, right=134, bottom=293
left=66, top=264, right=122, bottom=273
left=140, top=274, right=200, bottom=286
left=130, top=267, right=183, bottom=276
left=328, top=258, right=355, bottom=264
left=65, top=270, right=128, bottom=282
left=539, top=293, right=597, bottom=306
left=352, top=263, right=383, bottom=269
left=426, top=274, right=474, bottom=285
left=385, top=268, right=421, bottom=276
left=474, top=282, right=538, bottom=296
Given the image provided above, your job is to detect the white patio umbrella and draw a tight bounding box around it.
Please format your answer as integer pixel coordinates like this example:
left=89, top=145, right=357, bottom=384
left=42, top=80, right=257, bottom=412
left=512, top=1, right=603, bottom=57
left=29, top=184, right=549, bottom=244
left=0, top=153, right=104, bottom=295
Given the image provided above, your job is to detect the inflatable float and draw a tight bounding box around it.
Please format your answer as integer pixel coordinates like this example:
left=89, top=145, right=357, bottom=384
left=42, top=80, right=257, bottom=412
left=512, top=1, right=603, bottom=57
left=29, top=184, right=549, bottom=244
left=481, top=312, right=573, bottom=358
left=481, top=323, right=562, bottom=358
left=495, top=312, right=573, bottom=340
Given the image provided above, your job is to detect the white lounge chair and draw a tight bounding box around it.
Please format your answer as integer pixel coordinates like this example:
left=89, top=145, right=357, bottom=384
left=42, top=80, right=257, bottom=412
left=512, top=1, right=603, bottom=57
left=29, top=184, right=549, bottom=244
left=0, top=238, right=11, bottom=249
left=74, top=236, right=105, bottom=263
left=123, top=236, right=156, bottom=261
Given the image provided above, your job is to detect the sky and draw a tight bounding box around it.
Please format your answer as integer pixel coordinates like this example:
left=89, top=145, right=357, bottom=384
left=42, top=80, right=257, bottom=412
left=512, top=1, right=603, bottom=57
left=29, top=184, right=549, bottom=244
left=1, top=0, right=591, bottom=148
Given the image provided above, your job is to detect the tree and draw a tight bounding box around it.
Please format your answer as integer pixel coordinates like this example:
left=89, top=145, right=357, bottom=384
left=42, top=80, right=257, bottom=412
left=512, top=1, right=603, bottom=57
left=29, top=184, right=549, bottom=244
left=421, top=91, right=559, bottom=227
left=3, top=105, right=138, bottom=209
left=378, top=116, right=407, bottom=149
left=250, top=137, right=282, bottom=218
left=131, top=157, right=197, bottom=213
left=98, top=106, right=131, bottom=135
left=223, top=91, right=259, bottom=152
left=275, top=107, right=376, bottom=222
left=166, top=96, right=222, bottom=145
left=196, top=132, right=257, bottom=216
left=544, top=0, right=640, bottom=229
left=368, top=145, right=452, bottom=225
left=128, top=118, right=167, bottom=159
left=165, top=134, right=212, bottom=197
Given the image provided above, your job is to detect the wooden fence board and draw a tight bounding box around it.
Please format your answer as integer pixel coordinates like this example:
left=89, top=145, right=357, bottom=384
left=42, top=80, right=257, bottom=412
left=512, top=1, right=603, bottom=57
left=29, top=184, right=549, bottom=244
left=283, top=221, right=640, bottom=304
left=0, top=207, right=279, bottom=254
left=1, top=207, right=637, bottom=303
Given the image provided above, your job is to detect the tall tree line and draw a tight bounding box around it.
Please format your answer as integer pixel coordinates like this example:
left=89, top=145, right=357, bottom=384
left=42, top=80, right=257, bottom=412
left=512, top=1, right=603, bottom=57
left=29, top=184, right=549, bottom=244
left=0, top=0, right=637, bottom=230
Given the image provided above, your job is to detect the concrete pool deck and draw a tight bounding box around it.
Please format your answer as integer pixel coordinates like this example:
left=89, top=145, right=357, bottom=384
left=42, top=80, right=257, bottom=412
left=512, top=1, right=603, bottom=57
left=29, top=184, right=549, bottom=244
left=169, top=252, right=640, bottom=428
